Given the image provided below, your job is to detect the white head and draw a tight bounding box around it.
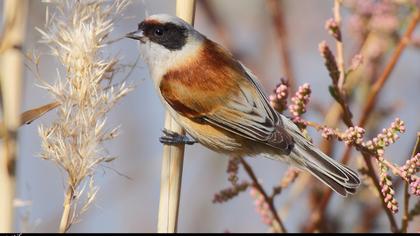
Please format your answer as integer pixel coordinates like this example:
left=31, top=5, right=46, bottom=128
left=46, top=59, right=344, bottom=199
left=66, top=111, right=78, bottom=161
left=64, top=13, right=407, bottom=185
left=126, top=14, right=205, bottom=82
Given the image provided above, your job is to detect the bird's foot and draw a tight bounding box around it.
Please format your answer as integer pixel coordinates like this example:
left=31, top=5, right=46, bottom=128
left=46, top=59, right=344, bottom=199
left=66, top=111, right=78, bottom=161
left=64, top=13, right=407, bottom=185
left=159, top=129, right=197, bottom=145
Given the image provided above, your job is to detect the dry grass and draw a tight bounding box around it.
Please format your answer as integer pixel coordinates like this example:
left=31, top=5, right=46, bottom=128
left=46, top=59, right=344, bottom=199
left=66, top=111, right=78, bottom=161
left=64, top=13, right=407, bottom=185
left=34, top=0, right=131, bottom=232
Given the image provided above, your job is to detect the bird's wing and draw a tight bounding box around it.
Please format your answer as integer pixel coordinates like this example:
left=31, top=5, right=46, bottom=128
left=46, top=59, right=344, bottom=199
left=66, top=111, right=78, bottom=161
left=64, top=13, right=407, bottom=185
left=204, top=63, right=294, bottom=151
left=159, top=39, right=293, bottom=152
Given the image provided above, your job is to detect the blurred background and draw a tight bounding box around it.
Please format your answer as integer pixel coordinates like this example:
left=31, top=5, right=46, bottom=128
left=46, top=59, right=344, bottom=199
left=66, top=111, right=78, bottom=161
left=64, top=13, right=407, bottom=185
left=1, top=0, right=419, bottom=233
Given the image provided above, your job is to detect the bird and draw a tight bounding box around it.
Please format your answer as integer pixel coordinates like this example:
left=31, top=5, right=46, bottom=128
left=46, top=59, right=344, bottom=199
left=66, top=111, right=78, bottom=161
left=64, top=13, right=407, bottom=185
left=126, top=14, right=360, bottom=196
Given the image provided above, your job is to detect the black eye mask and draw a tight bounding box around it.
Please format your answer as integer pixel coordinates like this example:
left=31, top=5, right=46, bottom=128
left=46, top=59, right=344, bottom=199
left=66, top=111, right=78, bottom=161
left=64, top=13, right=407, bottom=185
left=141, top=22, right=187, bottom=50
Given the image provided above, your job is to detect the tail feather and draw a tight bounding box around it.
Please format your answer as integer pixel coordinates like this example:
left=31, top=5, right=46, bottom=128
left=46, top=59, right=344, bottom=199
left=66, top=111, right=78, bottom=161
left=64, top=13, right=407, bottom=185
left=306, top=164, right=357, bottom=196
left=291, top=143, right=360, bottom=196
left=282, top=117, right=360, bottom=196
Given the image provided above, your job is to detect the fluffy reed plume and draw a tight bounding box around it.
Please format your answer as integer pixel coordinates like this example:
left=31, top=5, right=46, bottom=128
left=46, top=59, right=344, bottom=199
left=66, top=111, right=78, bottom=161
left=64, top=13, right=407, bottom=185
left=35, top=0, right=130, bottom=232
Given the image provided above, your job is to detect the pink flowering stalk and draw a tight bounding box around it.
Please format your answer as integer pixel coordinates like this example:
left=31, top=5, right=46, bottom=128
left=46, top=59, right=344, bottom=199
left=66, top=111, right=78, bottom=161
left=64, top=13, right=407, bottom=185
left=342, top=126, right=365, bottom=145
left=377, top=154, right=398, bottom=214
left=250, top=187, right=276, bottom=232
left=319, top=41, right=340, bottom=85
left=321, top=126, right=365, bottom=146
left=317, top=118, right=414, bottom=212
left=400, top=153, right=420, bottom=196
left=273, top=168, right=300, bottom=195
left=279, top=168, right=300, bottom=189
left=362, top=118, right=405, bottom=151
left=325, top=18, right=342, bottom=41
left=213, top=181, right=249, bottom=204
left=410, top=178, right=420, bottom=196
left=269, top=79, right=289, bottom=113
left=227, top=156, right=240, bottom=185
left=400, top=153, right=419, bottom=179
left=213, top=157, right=249, bottom=203
left=288, top=83, right=311, bottom=128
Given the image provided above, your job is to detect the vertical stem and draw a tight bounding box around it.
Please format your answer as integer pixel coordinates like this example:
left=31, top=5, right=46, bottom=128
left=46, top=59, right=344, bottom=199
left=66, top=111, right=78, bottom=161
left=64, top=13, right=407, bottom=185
left=59, top=186, right=74, bottom=233
left=267, top=0, right=296, bottom=93
left=0, top=0, right=28, bottom=232
left=334, top=0, right=345, bottom=91
left=401, top=183, right=410, bottom=233
left=157, top=116, right=187, bottom=233
left=157, top=1, right=196, bottom=233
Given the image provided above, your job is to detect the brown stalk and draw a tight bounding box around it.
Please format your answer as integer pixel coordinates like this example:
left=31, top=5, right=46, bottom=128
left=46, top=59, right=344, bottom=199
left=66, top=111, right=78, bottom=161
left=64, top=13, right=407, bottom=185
left=334, top=0, right=345, bottom=91
left=266, top=0, right=296, bottom=93
left=358, top=10, right=420, bottom=127
left=240, top=158, right=287, bottom=233
left=199, top=0, right=232, bottom=49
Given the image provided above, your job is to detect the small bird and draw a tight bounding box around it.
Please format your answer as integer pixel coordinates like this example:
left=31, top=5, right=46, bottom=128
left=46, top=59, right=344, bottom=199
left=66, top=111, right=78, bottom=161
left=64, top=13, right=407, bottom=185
left=126, top=14, right=360, bottom=196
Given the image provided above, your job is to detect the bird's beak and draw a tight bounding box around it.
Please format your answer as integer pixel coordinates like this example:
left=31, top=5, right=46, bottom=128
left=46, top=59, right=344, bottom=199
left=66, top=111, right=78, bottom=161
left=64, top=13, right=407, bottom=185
left=125, top=30, right=145, bottom=42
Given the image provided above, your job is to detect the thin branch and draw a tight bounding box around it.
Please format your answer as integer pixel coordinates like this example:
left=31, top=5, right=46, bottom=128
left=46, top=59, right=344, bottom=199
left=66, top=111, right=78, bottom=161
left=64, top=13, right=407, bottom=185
left=240, top=158, right=287, bottom=233
left=334, top=0, right=345, bottom=91
left=267, top=0, right=296, bottom=93
left=358, top=10, right=420, bottom=127
left=198, top=0, right=232, bottom=49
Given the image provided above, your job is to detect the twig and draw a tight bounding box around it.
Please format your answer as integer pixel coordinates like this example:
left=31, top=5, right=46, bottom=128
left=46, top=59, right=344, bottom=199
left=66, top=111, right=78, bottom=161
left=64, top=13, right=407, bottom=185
left=358, top=10, right=420, bottom=127
left=267, top=0, right=296, bottom=93
left=0, top=0, right=28, bottom=232
left=240, top=158, right=287, bottom=233
left=334, top=0, right=345, bottom=91
left=157, top=0, right=196, bottom=233
left=401, top=132, right=420, bottom=232
left=199, top=0, right=232, bottom=50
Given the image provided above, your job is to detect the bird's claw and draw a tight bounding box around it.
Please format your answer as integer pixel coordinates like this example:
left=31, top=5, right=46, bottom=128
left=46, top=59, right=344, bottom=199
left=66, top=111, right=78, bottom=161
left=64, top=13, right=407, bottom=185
left=159, top=129, right=197, bottom=145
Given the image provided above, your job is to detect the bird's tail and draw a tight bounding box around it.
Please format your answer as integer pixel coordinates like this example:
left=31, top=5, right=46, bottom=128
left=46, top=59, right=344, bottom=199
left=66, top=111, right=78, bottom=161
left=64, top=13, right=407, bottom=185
left=283, top=118, right=360, bottom=196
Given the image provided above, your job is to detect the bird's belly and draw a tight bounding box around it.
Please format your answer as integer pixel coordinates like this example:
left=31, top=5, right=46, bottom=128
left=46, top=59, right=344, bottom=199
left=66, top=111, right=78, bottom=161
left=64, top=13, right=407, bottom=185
left=158, top=92, right=251, bottom=155
left=175, top=114, right=245, bottom=153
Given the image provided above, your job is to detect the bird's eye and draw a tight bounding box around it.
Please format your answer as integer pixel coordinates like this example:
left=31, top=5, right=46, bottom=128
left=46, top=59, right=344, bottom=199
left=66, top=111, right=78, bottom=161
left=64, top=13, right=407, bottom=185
left=154, top=28, right=164, bottom=36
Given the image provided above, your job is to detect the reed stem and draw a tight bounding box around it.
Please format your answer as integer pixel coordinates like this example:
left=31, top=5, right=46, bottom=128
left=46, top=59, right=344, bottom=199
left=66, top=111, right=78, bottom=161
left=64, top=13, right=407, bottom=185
left=157, top=1, right=196, bottom=232
left=0, top=0, right=28, bottom=232
left=58, top=186, right=74, bottom=233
